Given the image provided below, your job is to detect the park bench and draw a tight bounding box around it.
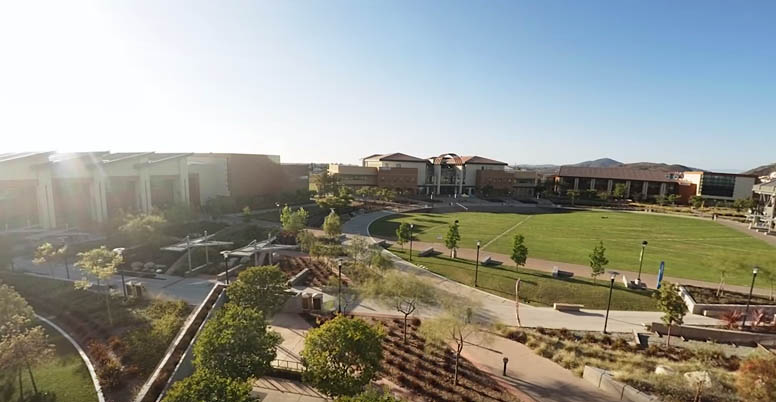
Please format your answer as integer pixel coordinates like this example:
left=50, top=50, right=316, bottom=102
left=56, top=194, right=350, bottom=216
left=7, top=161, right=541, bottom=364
left=622, top=274, right=647, bottom=290
left=418, top=247, right=436, bottom=257
left=481, top=256, right=499, bottom=266
left=375, top=240, right=390, bottom=248
left=553, top=303, right=584, bottom=312
left=552, top=267, right=574, bottom=278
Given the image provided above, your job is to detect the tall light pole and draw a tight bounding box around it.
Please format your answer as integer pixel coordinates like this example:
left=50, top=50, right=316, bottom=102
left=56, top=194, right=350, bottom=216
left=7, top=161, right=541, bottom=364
left=222, top=252, right=230, bottom=285
left=474, top=240, right=481, bottom=287
left=60, top=237, right=70, bottom=280
left=186, top=235, right=192, bottom=273
left=741, top=266, right=759, bottom=328
left=409, top=224, right=414, bottom=261
left=603, top=272, right=618, bottom=334
left=636, top=241, right=648, bottom=284
left=337, top=260, right=343, bottom=314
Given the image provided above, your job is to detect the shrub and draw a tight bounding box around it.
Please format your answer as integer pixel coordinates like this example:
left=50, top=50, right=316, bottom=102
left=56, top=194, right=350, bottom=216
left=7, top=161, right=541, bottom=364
left=97, top=359, right=123, bottom=390
left=736, top=355, right=776, bottom=402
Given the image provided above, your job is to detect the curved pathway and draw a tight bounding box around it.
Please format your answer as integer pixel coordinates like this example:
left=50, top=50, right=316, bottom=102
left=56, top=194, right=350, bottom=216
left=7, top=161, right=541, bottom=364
left=36, top=314, right=105, bottom=402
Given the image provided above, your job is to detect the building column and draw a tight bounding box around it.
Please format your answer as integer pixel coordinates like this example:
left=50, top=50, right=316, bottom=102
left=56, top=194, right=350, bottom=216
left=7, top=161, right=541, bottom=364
left=136, top=168, right=152, bottom=213
left=458, top=166, right=464, bottom=195
left=435, top=165, right=441, bottom=195
left=36, top=170, right=56, bottom=229
left=176, top=158, right=190, bottom=206
left=642, top=182, right=649, bottom=200
left=659, top=183, right=667, bottom=196
left=590, top=179, right=596, bottom=191
left=625, top=181, right=632, bottom=197
left=90, top=177, right=108, bottom=223
left=607, top=180, right=613, bottom=193
left=573, top=178, right=579, bottom=191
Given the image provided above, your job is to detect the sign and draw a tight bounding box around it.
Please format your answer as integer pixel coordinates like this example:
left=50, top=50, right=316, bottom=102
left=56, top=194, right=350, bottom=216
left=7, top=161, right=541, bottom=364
left=656, top=261, right=665, bottom=289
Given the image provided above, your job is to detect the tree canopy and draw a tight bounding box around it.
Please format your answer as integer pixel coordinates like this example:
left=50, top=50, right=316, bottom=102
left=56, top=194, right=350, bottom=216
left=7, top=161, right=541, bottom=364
left=510, top=234, right=528, bottom=271
left=162, top=369, right=254, bottom=402
left=226, top=265, right=288, bottom=314
left=336, top=388, right=401, bottom=402
left=280, top=205, right=309, bottom=234
left=654, top=282, right=688, bottom=346
left=444, top=222, right=461, bottom=258
left=323, top=210, right=343, bottom=238
left=193, top=304, right=281, bottom=380
left=119, top=212, right=167, bottom=246
left=301, top=315, right=383, bottom=396
left=588, top=241, right=609, bottom=281
left=395, top=223, right=411, bottom=249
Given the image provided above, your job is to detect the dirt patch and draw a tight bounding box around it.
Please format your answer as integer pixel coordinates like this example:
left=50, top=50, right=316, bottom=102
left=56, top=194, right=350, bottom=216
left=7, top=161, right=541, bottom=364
left=685, top=284, right=775, bottom=305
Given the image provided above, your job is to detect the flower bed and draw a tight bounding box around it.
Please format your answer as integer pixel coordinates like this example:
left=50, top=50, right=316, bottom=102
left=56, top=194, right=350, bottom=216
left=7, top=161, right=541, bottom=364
left=278, top=256, right=351, bottom=288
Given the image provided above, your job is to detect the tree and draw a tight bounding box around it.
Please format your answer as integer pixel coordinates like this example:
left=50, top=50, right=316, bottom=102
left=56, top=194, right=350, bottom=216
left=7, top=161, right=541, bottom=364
left=301, top=315, right=383, bottom=397
left=280, top=206, right=309, bottom=235
left=75, top=246, right=123, bottom=326
left=395, top=222, right=411, bottom=249
left=297, top=230, right=318, bottom=253
left=346, top=236, right=371, bottom=266
left=444, top=221, right=461, bottom=258
left=666, top=194, right=679, bottom=206
left=323, top=210, right=343, bottom=238
left=162, top=369, right=254, bottom=402
left=716, top=268, right=727, bottom=297
left=311, top=171, right=341, bottom=196
left=735, top=354, right=776, bottom=402
left=510, top=234, right=528, bottom=272
left=588, top=241, right=609, bottom=281
left=733, top=198, right=754, bottom=212
left=193, top=304, right=281, bottom=380
left=336, top=388, right=401, bottom=402
left=597, top=191, right=610, bottom=201
left=655, top=195, right=667, bottom=206
left=653, top=282, right=688, bottom=346
left=566, top=189, right=580, bottom=205
left=33, top=242, right=65, bottom=277
left=369, top=251, right=392, bottom=272
left=690, top=195, right=705, bottom=208
left=420, top=308, right=483, bottom=386
left=366, top=271, right=435, bottom=343
left=612, top=183, right=627, bottom=199
left=227, top=266, right=288, bottom=314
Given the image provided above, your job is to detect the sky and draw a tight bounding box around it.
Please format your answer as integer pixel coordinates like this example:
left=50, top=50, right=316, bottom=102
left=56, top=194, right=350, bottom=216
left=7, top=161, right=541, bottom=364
left=0, top=1, right=774, bottom=170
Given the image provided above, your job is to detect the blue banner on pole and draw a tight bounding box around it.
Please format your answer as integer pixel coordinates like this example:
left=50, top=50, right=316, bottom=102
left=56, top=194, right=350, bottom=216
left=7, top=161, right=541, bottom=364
left=656, top=261, right=665, bottom=289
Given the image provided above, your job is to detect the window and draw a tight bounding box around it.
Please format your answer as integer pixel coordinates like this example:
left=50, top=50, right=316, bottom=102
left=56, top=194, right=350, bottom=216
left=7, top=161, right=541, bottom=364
left=700, top=174, right=735, bottom=197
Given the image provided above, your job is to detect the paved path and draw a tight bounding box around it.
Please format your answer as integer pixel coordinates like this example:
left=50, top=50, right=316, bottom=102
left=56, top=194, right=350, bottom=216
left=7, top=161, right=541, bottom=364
left=463, top=334, right=618, bottom=402
left=342, top=211, right=720, bottom=333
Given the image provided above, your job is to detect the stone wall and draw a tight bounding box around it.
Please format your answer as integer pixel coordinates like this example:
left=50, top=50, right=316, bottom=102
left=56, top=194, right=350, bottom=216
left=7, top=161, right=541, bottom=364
left=582, top=366, right=659, bottom=402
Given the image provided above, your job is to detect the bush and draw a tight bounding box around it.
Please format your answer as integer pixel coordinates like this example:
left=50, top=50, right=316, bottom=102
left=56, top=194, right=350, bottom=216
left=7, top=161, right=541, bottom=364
left=97, top=359, right=123, bottom=390
left=162, top=369, right=254, bottom=402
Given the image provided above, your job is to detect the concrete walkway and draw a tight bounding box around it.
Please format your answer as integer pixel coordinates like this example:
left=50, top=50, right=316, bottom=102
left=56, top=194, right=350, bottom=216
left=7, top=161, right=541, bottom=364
left=463, top=334, right=618, bottom=402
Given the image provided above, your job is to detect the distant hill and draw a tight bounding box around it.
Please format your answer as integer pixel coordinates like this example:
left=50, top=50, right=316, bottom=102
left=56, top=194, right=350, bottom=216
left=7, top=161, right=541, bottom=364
left=743, top=162, right=776, bottom=176
left=570, top=158, right=623, bottom=168
left=621, top=162, right=697, bottom=172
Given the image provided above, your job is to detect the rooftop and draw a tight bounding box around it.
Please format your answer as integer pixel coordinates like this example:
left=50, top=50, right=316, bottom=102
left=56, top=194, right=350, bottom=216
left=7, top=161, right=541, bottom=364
left=558, top=166, right=679, bottom=182
left=362, top=152, right=427, bottom=163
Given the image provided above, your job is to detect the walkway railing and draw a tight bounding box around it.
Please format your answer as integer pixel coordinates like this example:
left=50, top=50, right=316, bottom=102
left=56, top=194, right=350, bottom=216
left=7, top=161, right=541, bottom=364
left=271, top=359, right=305, bottom=372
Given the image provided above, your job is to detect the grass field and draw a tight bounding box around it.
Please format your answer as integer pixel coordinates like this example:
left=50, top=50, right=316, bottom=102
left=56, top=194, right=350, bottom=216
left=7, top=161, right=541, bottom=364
left=0, top=321, right=98, bottom=402
left=371, top=210, right=776, bottom=287
left=390, top=248, right=657, bottom=310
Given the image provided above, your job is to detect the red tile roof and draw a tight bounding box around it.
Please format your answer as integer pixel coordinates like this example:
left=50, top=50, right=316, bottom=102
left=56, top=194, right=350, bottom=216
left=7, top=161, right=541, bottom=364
left=363, top=153, right=427, bottom=163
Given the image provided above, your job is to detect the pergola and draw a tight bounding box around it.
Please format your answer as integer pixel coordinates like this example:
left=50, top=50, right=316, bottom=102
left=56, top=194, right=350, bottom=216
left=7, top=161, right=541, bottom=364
left=161, top=231, right=234, bottom=272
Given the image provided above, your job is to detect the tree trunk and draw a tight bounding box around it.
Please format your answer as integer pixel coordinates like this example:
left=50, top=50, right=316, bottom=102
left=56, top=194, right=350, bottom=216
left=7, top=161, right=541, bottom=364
left=666, top=321, right=672, bottom=346
left=18, top=368, right=23, bottom=402
left=454, top=350, right=461, bottom=385
left=26, top=361, right=38, bottom=395
left=105, top=292, right=114, bottom=326
left=403, top=314, right=408, bottom=343
left=515, top=279, right=522, bottom=327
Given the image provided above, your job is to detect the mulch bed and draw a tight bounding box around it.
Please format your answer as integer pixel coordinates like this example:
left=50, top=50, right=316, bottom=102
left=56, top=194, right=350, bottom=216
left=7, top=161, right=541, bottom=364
left=685, top=284, right=775, bottom=305
left=278, top=256, right=351, bottom=288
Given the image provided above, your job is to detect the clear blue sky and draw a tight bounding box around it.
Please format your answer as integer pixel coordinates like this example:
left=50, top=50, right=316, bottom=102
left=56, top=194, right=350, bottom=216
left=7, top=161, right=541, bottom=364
left=0, top=1, right=773, bottom=170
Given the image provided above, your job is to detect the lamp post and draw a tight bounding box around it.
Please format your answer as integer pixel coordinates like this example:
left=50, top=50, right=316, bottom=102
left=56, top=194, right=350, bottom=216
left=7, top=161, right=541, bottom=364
left=204, top=230, right=209, bottom=265
left=186, top=235, right=192, bottom=273
left=113, top=248, right=127, bottom=298
left=741, top=266, right=759, bottom=328
left=474, top=240, right=481, bottom=287
left=338, top=260, right=343, bottom=314
left=603, top=272, right=618, bottom=334
left=409, top=223, right=414, bottom=261
left=60, top=237, right=70, bottom=280
left=636, top=241, right=648, bottom=284
left=222, top=252, right=230, bottom=285
left=253, top=240, right=259, bottom=266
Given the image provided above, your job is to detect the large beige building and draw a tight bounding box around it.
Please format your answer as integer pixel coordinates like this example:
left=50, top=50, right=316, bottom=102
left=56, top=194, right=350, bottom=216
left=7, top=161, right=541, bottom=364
left=329, top=152, right=537, bottom=196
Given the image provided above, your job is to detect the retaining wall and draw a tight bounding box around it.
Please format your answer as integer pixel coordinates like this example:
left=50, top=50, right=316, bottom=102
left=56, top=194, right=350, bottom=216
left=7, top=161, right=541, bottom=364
left=679, top=285, right=776, bottom=317
left=582, top=366, right=659, bottom=402
left=650, top=322, right=776, bottom=347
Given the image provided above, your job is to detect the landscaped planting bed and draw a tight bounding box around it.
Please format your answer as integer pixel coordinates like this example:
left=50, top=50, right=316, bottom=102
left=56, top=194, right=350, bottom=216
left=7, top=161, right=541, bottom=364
left=279, top=256, right=351, bottom=288
left=504, top=327, right=742, bottom=402
left=685, top=284, right=774, bottom=305
left=372, top=317, right=520, bottom=402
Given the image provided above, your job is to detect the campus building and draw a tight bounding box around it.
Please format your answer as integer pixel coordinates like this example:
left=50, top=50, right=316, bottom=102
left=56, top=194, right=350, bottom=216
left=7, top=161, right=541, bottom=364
left=0, top=152, right=308, bottom=230
left=752, top=179, right=776, bottom=233
left=328, top=152, right=538, bottom=196
left=555, top=166, right=757, bottom=203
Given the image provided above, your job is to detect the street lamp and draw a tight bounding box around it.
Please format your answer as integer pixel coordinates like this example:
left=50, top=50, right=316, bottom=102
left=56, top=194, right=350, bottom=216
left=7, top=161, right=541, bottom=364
left=409, top=224, right=414, bottom=261
left=60, top=237, right=70, bottom=280
left=603, top=271, right=618, bottom=334
left=221, top=252, right=230, bottom=285
left=636, top=241, right=648, bottom=284
left=474, top=240, right=481, bottom=287
left=742, top=266, right=759, bottom=328
left=338, top=260, right=343, bottom=314
left=113, top=248, right=127, bottom=298
left=186, top=235, right=193, bottom=273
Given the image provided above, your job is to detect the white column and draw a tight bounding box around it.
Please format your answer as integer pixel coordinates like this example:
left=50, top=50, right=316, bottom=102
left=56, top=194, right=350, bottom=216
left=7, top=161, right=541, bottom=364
left=590, top=179, right=596, bottom=191
left=659, top=183, right=667, bottom=196
left=573, top=178, right=579, bottom=191
left=435, top=165, right=441, bottom=195
left=642, top=182, right=649, bottom=200
left=136, top=168, right=152, bottom=213
left=458, top=166, right=464, bottom=195
left=90, top=178, right=108, bottom=223
left=625, top=181, right=632, bottom=197
left=177, top=158, right=190, bottom=206
left=36, top=171, right=56, bottom=229
left=607, top=180, right=613, bottom=193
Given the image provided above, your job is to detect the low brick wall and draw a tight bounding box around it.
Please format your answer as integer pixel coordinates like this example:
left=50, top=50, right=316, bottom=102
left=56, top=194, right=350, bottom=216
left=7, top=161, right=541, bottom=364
left=582, top=366, right=658, bottom=402
left=650, top=322, right=776, bottom=347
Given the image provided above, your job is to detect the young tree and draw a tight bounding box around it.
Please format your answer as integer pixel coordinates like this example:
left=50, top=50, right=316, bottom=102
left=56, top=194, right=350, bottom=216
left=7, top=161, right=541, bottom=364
left=735, top=354, right=776, bottom=402
left=193, top=304, right=281, bottom=380
left=655, top=195, right=667, bottom=206
left=369, top=250, right=392, bottom=272
left=311, top=171, right=341, bottom=196
left=510, top=234, right=528, bottom=272
left=666, top=194, right=679, bottom=206
left=566, top=189, right=580, bottom=205
left=297, top=230, right=318, bottom=253
left=588, top=241, right=609, bottom=281
left=280, top=206, right=309, bottom=235
left=444, top=221, right=461, bottom=258
left=75, top=246, right=123, bottom=326
left=420, top=308, right=483, bottom=386
left=33, top=242, right=64, bottom=277
left=346, top=236, right=371, bottom=266
left=119, top=213, right=167, bottom=248
left=323, top=210, right=342, bottom=238
left=226, top=266, right=288, bottom=314
left=366, top=271, right=435, bottom=343
left=612, top=183, right=627, bottom=199
left=690, top=195, right=705, bottom=208
left=301, top=315, right=383, bottom=397
left=162, top=369, right=254, bottom=402
left=716, top=268, right=727, bottom=297
left=395, top=222, right=411, bottom=249
left=653, top=282, right=688, bottom=346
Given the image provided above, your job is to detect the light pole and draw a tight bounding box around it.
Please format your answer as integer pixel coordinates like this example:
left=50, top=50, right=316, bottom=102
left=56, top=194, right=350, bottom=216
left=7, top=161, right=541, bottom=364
left=636, top=241, right=648, bottom=284
left=186, top=235, right=192, bottom=273
left=337, top=260, right=343, bottom=314
left=222, top=252, right=230, bottom=285
left=474, top=240, right=481, bottom=287
left=60, top=237, right=70, bottom=280
left=603, top=272, right=618, bottom=334
left=741, top=266, right=759, bottom=328
left=113, top=248, right=127, bottom=298
left=409, top=223, right=414, bottom=261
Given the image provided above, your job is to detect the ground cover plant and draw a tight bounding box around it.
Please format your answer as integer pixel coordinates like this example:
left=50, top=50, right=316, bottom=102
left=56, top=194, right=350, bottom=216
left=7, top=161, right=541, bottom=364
left=389, top=248, right=657, bottom=310
left=278, top=256, right=351, bottom=288
left=0, top=321, right=98, bottom=402
left=370, top=210, right=776, bottom=287
left=504, top=327, right=742, bottom=402
left=371, top=317, right=520, bottom=402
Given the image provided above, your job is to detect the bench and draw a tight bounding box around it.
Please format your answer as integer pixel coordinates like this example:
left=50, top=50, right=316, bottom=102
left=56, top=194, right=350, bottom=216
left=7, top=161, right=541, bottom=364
left=418, top=247, right=436, bottom=257
left=552, top=267, right=574, bottom=278
left=375, top=240, right=390, bottom=249
left=481, top=256, right=499, bottom=266
left=623, top=274, right=647, bottom=290
left=553, top=303, right=584, bottom=312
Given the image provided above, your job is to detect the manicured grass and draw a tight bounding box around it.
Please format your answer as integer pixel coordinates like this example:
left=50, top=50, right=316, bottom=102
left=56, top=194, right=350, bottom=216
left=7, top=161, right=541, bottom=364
left=390, top=248, right=658, bottom=311
left=371, top=210, right=776, bottom=287
left=0, top=321, right=98, bottom=402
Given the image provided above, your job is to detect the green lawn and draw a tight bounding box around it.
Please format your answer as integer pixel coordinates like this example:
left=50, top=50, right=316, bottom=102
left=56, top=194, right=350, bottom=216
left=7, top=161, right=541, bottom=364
left=390, top=248, right=658, bottom=310
left=0, top=321, right=98, bottom=402
left=371, top=210, right=776, bottom=287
